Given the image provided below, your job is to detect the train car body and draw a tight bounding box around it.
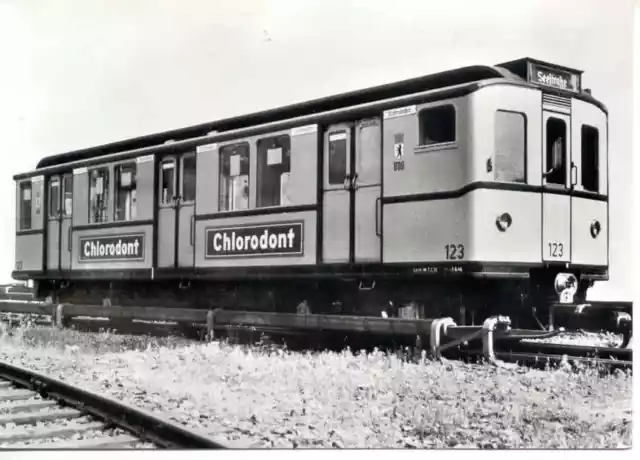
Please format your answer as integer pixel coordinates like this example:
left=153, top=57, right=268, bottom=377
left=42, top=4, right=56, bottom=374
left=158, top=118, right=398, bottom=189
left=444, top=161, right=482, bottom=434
left=12, top=57, right=609, bottom=326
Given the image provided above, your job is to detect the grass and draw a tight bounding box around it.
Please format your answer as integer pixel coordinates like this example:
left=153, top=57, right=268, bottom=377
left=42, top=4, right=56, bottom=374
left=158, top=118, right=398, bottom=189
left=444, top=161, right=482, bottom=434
left=0, top=319, right=632, bottom=449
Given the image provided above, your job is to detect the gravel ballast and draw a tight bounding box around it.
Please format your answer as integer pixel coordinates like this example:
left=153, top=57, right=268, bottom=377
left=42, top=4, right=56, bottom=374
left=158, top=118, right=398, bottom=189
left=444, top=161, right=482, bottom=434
left=0, top=325, right=632, bottom=449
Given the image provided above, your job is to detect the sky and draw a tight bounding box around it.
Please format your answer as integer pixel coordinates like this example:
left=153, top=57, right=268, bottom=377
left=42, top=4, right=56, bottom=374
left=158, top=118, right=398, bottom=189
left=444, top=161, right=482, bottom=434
left=0, top=0, right=635, bottom=300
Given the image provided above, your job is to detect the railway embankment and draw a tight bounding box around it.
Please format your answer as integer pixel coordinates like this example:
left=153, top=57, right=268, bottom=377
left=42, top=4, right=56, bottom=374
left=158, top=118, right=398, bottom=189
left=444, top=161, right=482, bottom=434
left=0, top=322, right=632, bottom=449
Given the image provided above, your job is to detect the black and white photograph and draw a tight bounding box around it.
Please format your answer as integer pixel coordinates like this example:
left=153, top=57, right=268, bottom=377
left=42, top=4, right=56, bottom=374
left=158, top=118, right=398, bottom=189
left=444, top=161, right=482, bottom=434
left=0, top=0, right=635, bottom=452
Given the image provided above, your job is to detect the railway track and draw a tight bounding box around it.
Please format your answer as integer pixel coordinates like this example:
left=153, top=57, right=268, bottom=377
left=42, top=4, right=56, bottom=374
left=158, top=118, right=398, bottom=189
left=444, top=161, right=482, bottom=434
left=429, top=317, right=633, bottom=372
left=0, top=300, right=633, bottom=374
left=0, top=361, right=229, bottom=449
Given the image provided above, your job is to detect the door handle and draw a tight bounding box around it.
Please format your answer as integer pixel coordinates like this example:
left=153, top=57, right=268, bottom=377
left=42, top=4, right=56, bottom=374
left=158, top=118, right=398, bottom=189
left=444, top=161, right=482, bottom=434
left=375, top=197, right=382, bottom=237
left=190, top=214, right=195, bottom=246
left=570, top=162, right=578, bottom=188
left=68, top=226, right=72, bottom=252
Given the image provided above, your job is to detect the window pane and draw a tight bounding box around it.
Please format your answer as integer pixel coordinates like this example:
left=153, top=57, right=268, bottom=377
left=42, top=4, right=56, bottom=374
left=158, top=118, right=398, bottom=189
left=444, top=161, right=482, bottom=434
left=48, top=178, right=60, bottom=218
left=257, top=135, right=291, bottom=207
left=581, top=125, right=599, bottom=193
left=219, top=143, right=250, bottom=211
left=419, top=105, right=456, bottom=145
left=545, top=118, right=566, bottom=185
left=160, top=160, right=175, bottom=205
left=62, top=175, right=73, bottom=217
left=114, top=162, right=137, bottom=221
left=89, top=167, right=110, bottom=223
left=181, top=154, right=197, bottom=202
left=494, top=111, right=526, bottom=183
left=328, top=132, right=347, bottom=185
left=19, top=182, right=32, bottom=230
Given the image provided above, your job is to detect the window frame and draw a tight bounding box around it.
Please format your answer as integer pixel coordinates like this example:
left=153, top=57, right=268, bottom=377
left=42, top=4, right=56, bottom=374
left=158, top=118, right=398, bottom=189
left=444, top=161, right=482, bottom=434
left=493, top=109, right=527, bottom=184
left=218, top=141, right=251, bottom=212
left=113, top=160, right=138, bottom=222
left=580, top=124, right=600, bottom=194
left=417, top=103, right=457, bottom=148
left=88, top=165, right=111, bottom=224
left=256, top=133, right=292, bottom=208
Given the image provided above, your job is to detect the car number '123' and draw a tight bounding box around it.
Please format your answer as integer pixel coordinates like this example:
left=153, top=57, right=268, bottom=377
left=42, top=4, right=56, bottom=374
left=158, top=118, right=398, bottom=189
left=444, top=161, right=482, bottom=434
left=444, top=243, right=464, bottom=260
left=548, top=241, right=564, bottom=258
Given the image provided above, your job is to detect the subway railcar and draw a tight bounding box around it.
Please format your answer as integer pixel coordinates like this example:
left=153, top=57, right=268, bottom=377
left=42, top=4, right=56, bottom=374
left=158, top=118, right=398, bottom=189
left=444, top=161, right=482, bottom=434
left=12, top=57, right=609, bottom=326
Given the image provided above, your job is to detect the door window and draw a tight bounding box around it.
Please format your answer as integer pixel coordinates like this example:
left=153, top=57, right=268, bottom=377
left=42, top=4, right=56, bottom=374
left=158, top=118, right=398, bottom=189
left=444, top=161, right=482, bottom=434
left=181, top=154, right=197, bottom=203
left=328, top=132, right=347, bottom=186
left=545, top=117, right=567, bottom=186
left=160, top=160, right=175, bottom=206
left=48, top=178, right=60, bottom=218
left=62, top=175, right=73, bottom=217
left=19, top=182, right=32, bottom=230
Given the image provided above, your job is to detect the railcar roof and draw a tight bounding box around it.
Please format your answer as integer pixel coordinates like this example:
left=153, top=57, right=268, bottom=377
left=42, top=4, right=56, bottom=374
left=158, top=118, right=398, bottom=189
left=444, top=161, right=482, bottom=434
left=35, top=64, right=507, bottom=169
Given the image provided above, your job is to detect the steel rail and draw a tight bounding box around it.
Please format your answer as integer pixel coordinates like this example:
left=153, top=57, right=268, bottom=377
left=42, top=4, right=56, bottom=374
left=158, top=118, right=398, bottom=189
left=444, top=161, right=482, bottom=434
left=0, top=360, right=229, bottom=449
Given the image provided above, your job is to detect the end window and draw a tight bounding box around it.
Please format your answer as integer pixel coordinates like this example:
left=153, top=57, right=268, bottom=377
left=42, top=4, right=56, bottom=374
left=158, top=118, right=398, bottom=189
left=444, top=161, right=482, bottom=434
left=219, top=143, right=250, bottom=212
left=257, top=135, right=291, bottom=207
left=114, top=162, right=137, bottom=221
left=581, top=125, right=599, bottom=193
left=494, top=111, right=526, bottom=183
left=19, top=182, right=32, bottom=230
left=89, top=167, right=110, bottom=224
left=418, top=105, right=456, bottom=146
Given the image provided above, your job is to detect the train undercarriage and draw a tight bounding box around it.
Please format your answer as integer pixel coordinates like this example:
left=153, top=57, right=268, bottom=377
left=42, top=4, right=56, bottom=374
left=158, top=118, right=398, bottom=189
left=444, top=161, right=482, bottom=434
left=34, top=267, right=629, bottom=341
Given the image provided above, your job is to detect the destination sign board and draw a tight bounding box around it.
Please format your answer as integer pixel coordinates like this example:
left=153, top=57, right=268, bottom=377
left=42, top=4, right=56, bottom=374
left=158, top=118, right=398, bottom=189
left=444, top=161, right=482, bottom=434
left=528, top=62, right=580, bottom=93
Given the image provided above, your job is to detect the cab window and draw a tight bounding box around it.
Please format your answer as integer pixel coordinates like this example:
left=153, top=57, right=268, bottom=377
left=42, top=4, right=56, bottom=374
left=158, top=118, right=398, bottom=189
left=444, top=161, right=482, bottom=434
left=581, top=125, right=599, bottom=193
left=494, top=111, right=526, bottom=183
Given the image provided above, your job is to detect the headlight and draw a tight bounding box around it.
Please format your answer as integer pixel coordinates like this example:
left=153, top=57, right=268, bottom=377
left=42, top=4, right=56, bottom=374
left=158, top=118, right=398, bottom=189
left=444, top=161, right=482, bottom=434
left=554, top=272, right=578, bottom=295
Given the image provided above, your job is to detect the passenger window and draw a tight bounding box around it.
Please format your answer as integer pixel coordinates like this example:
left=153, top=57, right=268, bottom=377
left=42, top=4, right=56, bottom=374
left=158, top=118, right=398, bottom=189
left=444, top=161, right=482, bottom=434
left=257, top=135, right=291, bottom=207
left=19, top=182, right=32, bottom=230
left=160, top=160, right=175, bottom=205
left=114, top=161, right=137, bottom=221
left=494, top=111, right=526, bottom=183
left=48, top=178, right=60, bottom=218
left=62, top=175, right=73, bottom=217
left=545, top=118, right=567, bottom=186
left=328, top=132, right=347, bottom=185
left=88, top=167, right=110, bottom=224
left=181, top=154, right=197, bottom=203
left=419, top=105, right=456, bottom=146
left=219, top=143, right=250, bottom=212
left=581, top=125, right=599, bottom=193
